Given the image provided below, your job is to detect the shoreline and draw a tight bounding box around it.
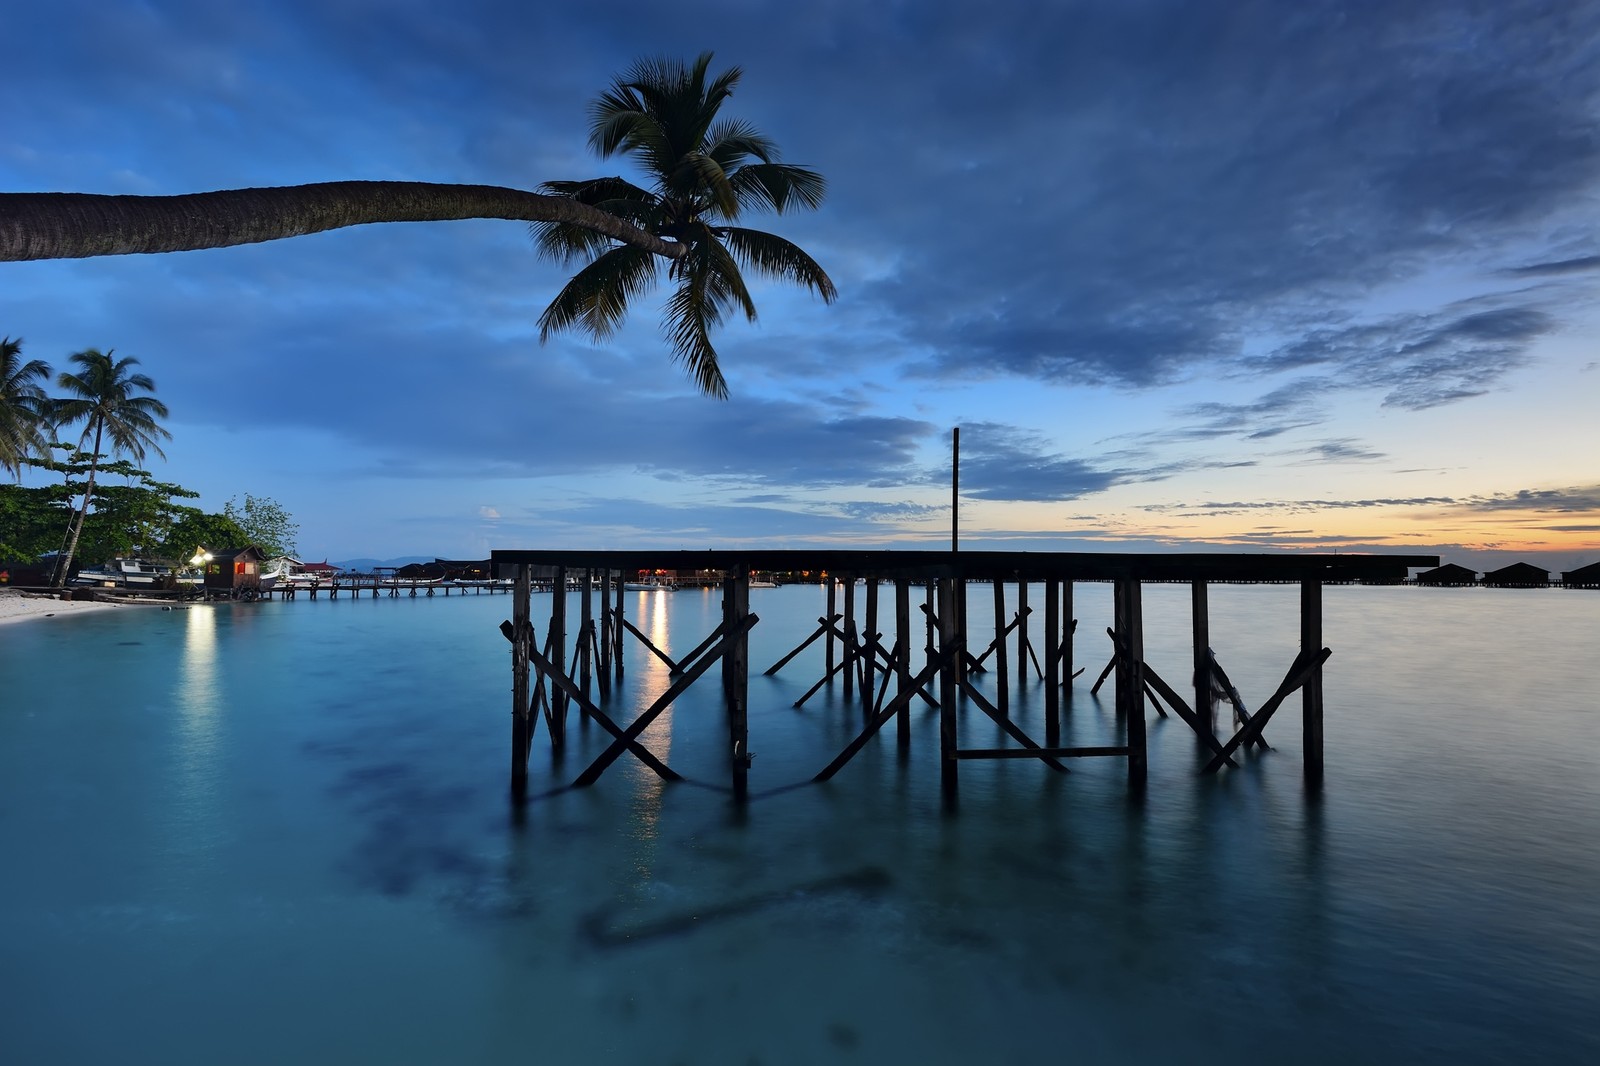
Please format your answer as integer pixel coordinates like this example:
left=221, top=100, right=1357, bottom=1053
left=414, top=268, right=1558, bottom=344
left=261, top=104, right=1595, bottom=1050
left=0, top=589, right=129, bottom=626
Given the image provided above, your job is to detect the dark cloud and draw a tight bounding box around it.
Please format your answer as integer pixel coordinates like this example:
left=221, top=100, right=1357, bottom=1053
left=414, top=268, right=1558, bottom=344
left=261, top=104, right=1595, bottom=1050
left=1459, top=487, right=1600, bottom=513
left=1503, top=255, right=1600, bottom=278
left=946, top=423, right=1124, bottom=502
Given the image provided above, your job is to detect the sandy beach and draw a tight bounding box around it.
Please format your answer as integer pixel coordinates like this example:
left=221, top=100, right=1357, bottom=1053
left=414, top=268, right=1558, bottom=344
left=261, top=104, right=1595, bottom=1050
left=0, top=589, right=125, bottom=626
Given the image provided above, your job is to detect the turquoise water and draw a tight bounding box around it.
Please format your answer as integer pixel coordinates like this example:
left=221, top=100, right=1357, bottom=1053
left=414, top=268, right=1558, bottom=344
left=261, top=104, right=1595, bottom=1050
left=2, top=584, right=1597, bottom=1064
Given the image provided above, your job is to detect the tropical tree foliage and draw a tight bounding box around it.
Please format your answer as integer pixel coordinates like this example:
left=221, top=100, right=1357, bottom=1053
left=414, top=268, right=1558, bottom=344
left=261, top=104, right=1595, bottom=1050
left=534, top=52, right=836, bottom=398
left=1, top=336, right=53, bottom=478
left=223, top=493, right=299, bottom=558
left=49, top=349, right=171, bottom=585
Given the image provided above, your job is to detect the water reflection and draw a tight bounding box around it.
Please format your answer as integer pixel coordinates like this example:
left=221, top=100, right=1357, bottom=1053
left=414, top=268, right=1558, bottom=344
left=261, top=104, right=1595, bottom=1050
left=622, top=590, right=674, bottom=875
left=171, top=605, right=221, bottom=845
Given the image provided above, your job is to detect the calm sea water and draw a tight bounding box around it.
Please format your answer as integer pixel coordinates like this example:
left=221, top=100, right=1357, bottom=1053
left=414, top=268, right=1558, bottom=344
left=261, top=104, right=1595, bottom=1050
left=2, top=583, right=1597, bottom=1064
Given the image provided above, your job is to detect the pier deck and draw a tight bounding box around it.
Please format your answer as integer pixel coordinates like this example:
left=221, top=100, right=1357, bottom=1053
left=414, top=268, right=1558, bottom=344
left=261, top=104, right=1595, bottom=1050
left=490, top=549, right=1438, bottom=809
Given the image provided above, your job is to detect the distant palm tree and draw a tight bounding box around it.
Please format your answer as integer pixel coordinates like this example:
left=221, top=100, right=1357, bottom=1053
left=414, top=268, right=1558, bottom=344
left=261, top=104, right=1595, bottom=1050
left=534, top=52, right=836, bottom=398
left=50, top=349, right=171, bottom=586
left=1, top=336, right=53, bottom=479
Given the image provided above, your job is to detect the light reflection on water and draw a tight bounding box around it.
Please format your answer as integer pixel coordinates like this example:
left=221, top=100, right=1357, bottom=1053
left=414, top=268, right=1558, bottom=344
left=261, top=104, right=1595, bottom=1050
left=0, top=584, right=1596, bottom=1064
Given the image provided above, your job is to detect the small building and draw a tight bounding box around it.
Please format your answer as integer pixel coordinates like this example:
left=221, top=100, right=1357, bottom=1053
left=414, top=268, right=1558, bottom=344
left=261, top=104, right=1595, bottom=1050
left=1481, top=562, right=1549, bottom=588
left=1415, top=563, right=1478, bottom=587
left=1560, top=561, right=1600, bottom=588
left=203, top=546, right=266, bottom=595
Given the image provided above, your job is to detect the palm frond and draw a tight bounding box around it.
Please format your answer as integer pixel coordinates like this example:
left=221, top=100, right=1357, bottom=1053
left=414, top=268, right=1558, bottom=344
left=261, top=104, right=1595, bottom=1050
left=676, top=152, right=739, bottom=219
left=537, top=244, right=661, bottom=342
left=662, top=269, right=730, bottom=400
left=532, top=177, right=662, bottom=263
left=728, top=162, right=827, bottom=215
left=720, top=227, right=839, bottom=302
left=704, top=119, right=776, bottom=169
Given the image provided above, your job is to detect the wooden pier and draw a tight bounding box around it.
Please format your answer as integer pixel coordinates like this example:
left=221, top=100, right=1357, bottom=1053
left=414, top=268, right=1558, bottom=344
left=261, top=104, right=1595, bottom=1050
left=490, top=549, right=1436, bottom=809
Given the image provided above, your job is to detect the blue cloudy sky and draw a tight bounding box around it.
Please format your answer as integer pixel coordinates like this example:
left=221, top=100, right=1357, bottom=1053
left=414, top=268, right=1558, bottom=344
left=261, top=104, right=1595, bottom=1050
left=4, top=0, right=1598, bottom=569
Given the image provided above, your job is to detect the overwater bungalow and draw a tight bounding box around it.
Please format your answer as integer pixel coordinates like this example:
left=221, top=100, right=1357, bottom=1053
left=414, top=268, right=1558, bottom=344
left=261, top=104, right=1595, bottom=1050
left=1481, top=562, right=1550, bottom=588
left=1415, top=563, right=1478, bottom=586
left=1560, top=561, right=1600, bottom=588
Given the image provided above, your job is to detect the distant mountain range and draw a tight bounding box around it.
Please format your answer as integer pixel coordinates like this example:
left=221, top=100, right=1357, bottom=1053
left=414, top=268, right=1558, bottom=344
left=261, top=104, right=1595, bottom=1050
left=331, top=556, right=435, bottom=572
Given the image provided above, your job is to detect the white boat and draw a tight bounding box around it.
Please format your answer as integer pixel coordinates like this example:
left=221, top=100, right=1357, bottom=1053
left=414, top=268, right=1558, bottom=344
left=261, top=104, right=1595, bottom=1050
left=71, top=558, right=176, bottom=588
left=624, top=578, right=676, bottom=591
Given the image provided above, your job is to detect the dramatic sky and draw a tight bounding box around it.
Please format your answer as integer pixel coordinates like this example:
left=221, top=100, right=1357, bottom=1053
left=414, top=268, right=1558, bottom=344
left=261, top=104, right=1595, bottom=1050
left=5, top=0, right=1599, bottom=570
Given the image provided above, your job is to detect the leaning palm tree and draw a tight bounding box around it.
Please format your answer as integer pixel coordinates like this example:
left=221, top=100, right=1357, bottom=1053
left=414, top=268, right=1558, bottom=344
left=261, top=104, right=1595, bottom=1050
left=1, top=336, right=53, bottom=479
left=0, top=182, right=686, bottom=262
left=49, top=349, right=171, bottom=587
left=533, top=52, right=836, bottom=398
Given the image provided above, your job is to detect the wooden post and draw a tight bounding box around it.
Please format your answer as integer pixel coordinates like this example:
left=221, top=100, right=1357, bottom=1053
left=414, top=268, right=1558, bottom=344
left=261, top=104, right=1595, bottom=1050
left=511, top=564, right=531, bottom=796
left=1192, top=581, right=1214, bottom=748
left=613, top=571, right=625, bottom=680
left=579, top=568, right=594, bottom=704
left=938, top=576, right=959, bottom=809
left=724, top=566, right=751, bottom=803
left=992, top=578, right=1009, bottom=718
left=863, top=576, right=879, bottom=713
left=924, top=580, right=936, bottom=674
left=551, top=565, right=567, bottom=749
left=597, top=569, right=612, bottom=695
left=826, top=577, right=837, bottom=686
left=842, top=577, right=856, bottom=700
left=1044, top=578, right=1060, bottom=747
left=1016, top=579, right=1030, bottom=681
left=895, top=579, right=912, bottom=749
left=1302, top=578, right=1324, bottom=785
left=1062, top=580, right=1074, bottom=687
left=1115, top=578, right=1147, bottom=790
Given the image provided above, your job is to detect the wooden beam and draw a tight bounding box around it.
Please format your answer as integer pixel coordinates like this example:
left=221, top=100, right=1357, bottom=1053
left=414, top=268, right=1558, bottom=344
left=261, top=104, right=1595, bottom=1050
left=1203, top=647, right=1332, bottom=773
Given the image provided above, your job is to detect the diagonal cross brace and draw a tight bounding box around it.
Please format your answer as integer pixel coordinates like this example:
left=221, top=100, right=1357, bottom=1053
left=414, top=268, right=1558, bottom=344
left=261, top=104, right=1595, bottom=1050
left=1203, top=646, right=1331, bottom=774
left=574, top=613, right=760, bottom=787
left=814, top=656, right=944, bottom=781
left=1103, top=628, right=1237, bottom=768
left=525, top=641, right=682, bottom=783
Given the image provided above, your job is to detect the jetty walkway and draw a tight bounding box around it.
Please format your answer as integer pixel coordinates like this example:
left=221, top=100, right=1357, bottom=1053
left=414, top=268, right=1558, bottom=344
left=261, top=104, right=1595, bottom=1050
left=489, top=549, right=1437, bottom=809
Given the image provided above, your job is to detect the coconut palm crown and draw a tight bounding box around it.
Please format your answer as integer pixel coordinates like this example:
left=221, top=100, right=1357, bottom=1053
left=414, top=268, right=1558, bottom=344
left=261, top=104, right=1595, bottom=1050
left=534, top=52, right=837, bottom=398
left=50, top=348, right=171, bottom=586
left=1, top=336, right=54, bottom=479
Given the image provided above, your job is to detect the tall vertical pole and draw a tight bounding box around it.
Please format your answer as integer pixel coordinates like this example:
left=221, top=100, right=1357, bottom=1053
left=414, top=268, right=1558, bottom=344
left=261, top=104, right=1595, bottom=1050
left=938, top=575, right=959, bottom=810
left=1302, top=578, right=1324, bottom=786
left=511, top=564, right=531, bottom=797
left=1044, top=577, right=1060, bottom=747
left=951, top=427, right=959, bottom=553
left=551, top=564, right=567, bottom=750
left=1192, top=581, right=1213, bottom=749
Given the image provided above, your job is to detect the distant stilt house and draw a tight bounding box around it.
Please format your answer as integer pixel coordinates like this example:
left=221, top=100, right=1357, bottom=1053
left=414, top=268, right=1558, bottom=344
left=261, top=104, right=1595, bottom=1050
left=1481, top=562, right=1550, bottom=588
left=301, top=560, right=341, bottom=581
left=1415, top=563, right=1479, bottom=587
left=1560, top=561, right=1600, bottom=588
left=203, top=546, right=265, bottom=595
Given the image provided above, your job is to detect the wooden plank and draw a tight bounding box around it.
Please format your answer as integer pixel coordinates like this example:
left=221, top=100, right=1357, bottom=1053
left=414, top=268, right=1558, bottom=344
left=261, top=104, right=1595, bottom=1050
left=956, top=677, right=1069, bottom=773
left=763, top=614, right=842, bottom=675
left=956, top=746, right=1128, bottom=759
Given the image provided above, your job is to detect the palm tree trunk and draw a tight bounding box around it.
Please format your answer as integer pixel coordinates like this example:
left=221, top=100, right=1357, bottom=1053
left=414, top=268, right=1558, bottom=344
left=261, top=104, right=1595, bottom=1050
left=0, top=182, right=687, bottom=262
left=52, top=421, right=102, bottom=589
